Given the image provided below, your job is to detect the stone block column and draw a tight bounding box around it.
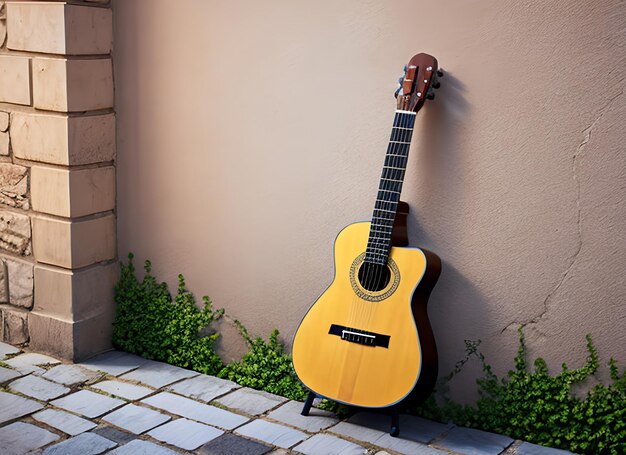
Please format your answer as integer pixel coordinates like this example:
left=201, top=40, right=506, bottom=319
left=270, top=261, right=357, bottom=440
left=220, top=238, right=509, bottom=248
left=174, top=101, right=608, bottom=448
left=0, top=0, right=117, bottom=360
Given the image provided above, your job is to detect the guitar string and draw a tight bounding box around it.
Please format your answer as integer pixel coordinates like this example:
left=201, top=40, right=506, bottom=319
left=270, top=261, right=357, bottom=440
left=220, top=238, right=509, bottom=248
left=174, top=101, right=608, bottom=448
left=357, top=111, right=415, bottom=336
left=359, top=111, right=405, bottom=333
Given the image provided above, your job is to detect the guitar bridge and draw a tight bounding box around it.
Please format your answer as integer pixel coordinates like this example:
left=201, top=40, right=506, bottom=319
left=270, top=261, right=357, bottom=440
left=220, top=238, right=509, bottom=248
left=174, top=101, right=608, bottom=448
left=329, top=324, right=390, bottom=348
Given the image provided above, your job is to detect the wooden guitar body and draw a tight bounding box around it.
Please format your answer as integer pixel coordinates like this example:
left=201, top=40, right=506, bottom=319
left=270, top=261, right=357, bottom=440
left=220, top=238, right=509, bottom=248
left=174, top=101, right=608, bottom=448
left=292, top=221, right=440, bottom=408
left=293, top=53, right=443, bottom=413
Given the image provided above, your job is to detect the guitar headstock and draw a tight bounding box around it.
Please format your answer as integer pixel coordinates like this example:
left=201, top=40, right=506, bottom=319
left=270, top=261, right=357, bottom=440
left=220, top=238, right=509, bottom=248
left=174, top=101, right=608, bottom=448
left=395, top=53, right=442, bottom=112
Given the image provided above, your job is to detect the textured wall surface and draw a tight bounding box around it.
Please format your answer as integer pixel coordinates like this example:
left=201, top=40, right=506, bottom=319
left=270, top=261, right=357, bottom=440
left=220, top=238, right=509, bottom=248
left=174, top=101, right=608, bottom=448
left=0, top=0, right=117, bottom=360
left=114, top=0, right=626, bottom=398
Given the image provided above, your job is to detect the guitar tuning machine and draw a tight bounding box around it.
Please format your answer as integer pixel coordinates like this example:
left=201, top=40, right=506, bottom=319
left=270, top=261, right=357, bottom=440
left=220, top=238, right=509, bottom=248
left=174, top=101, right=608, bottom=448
left=426, top=88, right=435, bottom=100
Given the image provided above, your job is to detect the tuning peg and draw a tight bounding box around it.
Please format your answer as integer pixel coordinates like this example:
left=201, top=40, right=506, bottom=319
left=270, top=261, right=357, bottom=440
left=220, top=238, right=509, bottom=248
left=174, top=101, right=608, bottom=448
left=398, top=76, right=404, bottom=85
left=432, top=80, right=441, bottom=89
left=437, top=69, right=444, bottom=77
left=403, top=64, right=408, bottom=72
left=426, top=89, right=435, bottom=100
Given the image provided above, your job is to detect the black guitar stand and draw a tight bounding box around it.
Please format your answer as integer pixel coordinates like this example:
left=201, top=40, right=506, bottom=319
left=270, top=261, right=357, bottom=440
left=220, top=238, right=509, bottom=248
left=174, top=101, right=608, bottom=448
left=301, top=391, right=401, bottom=437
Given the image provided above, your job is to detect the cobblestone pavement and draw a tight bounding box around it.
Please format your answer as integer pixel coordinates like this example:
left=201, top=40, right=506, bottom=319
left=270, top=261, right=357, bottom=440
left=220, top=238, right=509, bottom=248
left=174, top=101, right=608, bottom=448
left=0, top=342, right=572, bottom=455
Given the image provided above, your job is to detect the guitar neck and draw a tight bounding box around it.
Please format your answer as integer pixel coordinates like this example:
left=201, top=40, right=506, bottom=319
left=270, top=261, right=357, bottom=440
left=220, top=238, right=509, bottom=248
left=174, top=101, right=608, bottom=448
left=364, top=110, right=417, bottom=265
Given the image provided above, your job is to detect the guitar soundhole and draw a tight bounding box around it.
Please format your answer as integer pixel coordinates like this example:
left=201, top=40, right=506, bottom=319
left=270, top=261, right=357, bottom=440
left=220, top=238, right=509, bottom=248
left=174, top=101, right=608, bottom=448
left=357, top=262, right=391, bottom=292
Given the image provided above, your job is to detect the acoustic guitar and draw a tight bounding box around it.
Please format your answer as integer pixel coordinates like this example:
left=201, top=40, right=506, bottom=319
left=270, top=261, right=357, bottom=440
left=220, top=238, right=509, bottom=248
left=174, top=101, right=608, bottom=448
left=292, top=53, right=442, bottom=413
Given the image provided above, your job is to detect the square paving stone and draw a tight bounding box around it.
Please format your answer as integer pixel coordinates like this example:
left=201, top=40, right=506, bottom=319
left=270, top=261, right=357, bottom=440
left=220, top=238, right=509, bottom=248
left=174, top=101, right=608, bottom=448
left=293, top=433, right=365, bottom=455
left=515, top=441, right=573, bottom=454
left=33, top=408, right=97, bottom=435
left=10, top=374, right=70, bottom=401
left=107, top=439, right=180, bottom=454
left=91, top=425, right=137, bottom=445
left=0, top=366, right=22, bottom=384
left=79, top=351, right=147, bottom=376
left=167, top=374, right=239, bottom=402
left=51, top=389, right=125, bottom=418
left=0, top=390, right=44, bottom=424
left=329, top=421, right=447, bottom=455
left=120, top=359, right=199, bottom=388
left=4, top=353, right=61, bottom=374
left=142, top=391, right=248, bottom=430
left=147, top=418, right=223, bottom=450
left=102, top=403, right=170, bottom=434
left=42, top=432, right=117, bottom=455
left=40, top=364, right=101, bottom=386
left=348, top=411, right=452, bottom=444
left=432, top=426, right=514, bottom=455
left=92, top=379, right=154, bottom=400
left=216, top=387, right=287, bottom=415
left=268, top=400, right=338, bottom=432
left=197, top=433, right=272, bottom=455
left=0, top=421, right=59, bottom=455
left=0, top=341, right=20, bottom=359
left=235, top=419, right=308, bottom=449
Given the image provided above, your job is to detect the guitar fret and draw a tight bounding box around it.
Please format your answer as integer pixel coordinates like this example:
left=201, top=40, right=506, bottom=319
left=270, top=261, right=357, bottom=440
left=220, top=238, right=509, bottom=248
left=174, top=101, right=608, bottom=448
left=389, top=141, right=411, bottom=145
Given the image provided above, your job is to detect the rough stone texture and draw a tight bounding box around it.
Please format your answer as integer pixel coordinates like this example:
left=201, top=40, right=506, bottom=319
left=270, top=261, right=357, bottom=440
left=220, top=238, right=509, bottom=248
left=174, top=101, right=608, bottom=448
left=40, top=363, right=101, bottom=386
left=3, top=352, right=60, bottom=373
left=0, top=421, right=59, bottom=454
left=42, top=432, right=117, bottom=455
left=0, top=111, right=8, bottom=131
left=0, top=365, right=21, bottom=383
left=90, top=425, right=136, bottom=446
left=0, top=340, right=19, bottom=358
left=0, top=131, right=8, bottom=155
left=0, top=305, right=29, bottom=344
left=0, top=210, right=31, bottom=256
left=515, top=441, right=574, bottom=454
left=267, top=401, right=338, bottom=433
left=34, top=262, right=118, bottom=320
left=0, top=2, right=5, bottom=47
left=0, top=390, right=44, bottom=423
left=28, top=308, right=115, bottom=362
left=7, top=2, right=112, bottom=55
left=216, top=387, right=287, bottom=416
left=167, top=374, right=239, bottom=402
left=0, top=259, right=6, bottom=303
left=147, top=418, right=223, bottom=450
left=33, top=408, right=97, bottom=436
left=0, top=55, right=31, bottom=105
left=102, top=403, right=170, bottom=434
left=293, top=433, right=365, bottom=455
left=6, top=259, right=33, bottom=308
left=119, top=359, right=198, bottom=388
left=142, top=392, right=248, bottom=430
left=235, top=419, right=308, bottom=449
left=79, top=350, right=147, bottom=376
left=329, top=422, right=448, bottom=455
left=197, top=433, right=272, bottom=455
left=33, top=57, right=114, bottom=112
left=51, top=389, right=125, bottom=418
left=9, top=373, right=70, bottom=401
left=10, top=112, right=115, bottom=166
left=348, top=412, right=453, bottom=444
left=0, top=163, right=29, bottom=210
left=108, top=439, right=179, bottom=455
left=92, top=380, right=154, bottom=400
left=31, top=166, right=115, bottom=218
left=32, top=214, right=116, bottom=268
left=433, top=427, right=514, bottom=455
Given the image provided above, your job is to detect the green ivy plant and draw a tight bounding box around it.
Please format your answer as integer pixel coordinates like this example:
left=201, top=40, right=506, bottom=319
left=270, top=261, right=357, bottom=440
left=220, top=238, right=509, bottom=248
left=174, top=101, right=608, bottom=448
left=113, top=254, right=626, bottom=454
left=415, top=329, right=626, bottom=455
left=218, top=320, right=308, bottom=401
left=112, top=254, right=224, bottom=375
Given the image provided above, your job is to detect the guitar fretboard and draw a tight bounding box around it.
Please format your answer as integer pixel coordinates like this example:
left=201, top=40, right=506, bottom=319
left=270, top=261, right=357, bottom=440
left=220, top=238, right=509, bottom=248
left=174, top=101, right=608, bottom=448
left=364, top=110, right=416, bottom=265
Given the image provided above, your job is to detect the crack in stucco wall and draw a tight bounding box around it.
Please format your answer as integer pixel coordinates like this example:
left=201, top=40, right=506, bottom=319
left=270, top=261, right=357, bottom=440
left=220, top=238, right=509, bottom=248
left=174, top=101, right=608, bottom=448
left=501, top=85, right=625, bottom=334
